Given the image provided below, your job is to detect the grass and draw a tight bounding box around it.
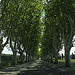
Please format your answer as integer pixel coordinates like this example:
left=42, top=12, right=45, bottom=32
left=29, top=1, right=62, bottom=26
left=71, top=59, right=75, bottom=70
left=0, top=54, right=20, bottom=69
left=58, top=59, right=75, bottom=70
left=58, top=59, right=65, bottom=67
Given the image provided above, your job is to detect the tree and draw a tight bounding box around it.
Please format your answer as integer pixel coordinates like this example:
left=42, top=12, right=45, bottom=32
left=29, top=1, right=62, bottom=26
left=44, top=0, right=75, bottom=67
left=1, top=0, right=43, bottom=64
left=41, top=0, right=62, bottom=63
left=0, top=0, right=9, bottom=64
left=54, top=0, right=75, bottom=67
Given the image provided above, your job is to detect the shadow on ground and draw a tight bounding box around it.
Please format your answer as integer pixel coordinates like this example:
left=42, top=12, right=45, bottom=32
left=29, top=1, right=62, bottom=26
left=17, top=70, right=51, bottom=75
left=17, top=60, right=75, bottom=75
left=17, top=69, right=75, bottom=75
left=17, top=60, right=53, bottom=75
left=0, top=60, right=75, bottom=75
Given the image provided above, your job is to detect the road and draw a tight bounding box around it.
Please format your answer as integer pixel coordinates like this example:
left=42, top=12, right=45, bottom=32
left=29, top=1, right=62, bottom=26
left=0, top=60, right=75, bottom=75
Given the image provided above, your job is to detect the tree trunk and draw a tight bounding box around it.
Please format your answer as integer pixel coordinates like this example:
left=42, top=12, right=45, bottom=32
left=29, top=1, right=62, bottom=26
left=51, top=55, right=53, bottom=63
left=54, top=53, right=58, bottom=64
left=28, top=55, right=30, bottom=62
left=0, top=30, right=2, bottom=64
left=26, top=53, right=28, bottom=62
left=62, top=54, right=63, bottom=60
left=64, top=34, right=73, bottom=68
left=20, top=53, right=25, bottom=63
left=29, top=56, right=32, bottom=61
left=20, top=53, right=23, bottom=63
left=65, top=47, right=71, bottom=67
left=32, top=56, right=35, bottom=61
left=0, top=51, right=1, bottom=64
left=13, top=51, right=17, bottom=65
left=0, top=44, right=3, bottom=64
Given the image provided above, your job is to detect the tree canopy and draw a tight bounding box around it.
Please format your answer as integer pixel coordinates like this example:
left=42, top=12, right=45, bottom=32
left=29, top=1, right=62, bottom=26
left=0, top=0, right=75, bottom=68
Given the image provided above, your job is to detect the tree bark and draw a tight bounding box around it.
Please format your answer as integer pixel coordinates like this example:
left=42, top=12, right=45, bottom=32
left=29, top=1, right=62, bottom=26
left=0, top=51, right=1, bottom=64
left=65, top=47, right=71, bottom=67
left=13, top=51, right=17, bottom=65
left=54, top=53, right=58, bottom=64
left=51, top=55, right=53, bottom=63
left=63, top=29, right=73, bottom=67
left=20, top=53, right=23, bottom=63
left=26, top=53, right=28, bottom=62
left=28, top=54, right=30, bottom=62
left=0, top=36, right=9, bottom=64
left=10, top=38, right=17, bottom=65
left=20, top=53, right=25, bottom=63
left=0, top=29, right=2, bottom=64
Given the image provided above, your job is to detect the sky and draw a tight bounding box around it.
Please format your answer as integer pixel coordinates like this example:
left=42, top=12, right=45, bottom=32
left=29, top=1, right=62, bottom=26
left=2, top=36, right=75, bottom=55
left=2, top=37, right=13, bottom=55
left=59, top=46, right=75, bottom=55
left=59, top=35, right=75, bottom=55
left=2, top=45, right=75, bottom=55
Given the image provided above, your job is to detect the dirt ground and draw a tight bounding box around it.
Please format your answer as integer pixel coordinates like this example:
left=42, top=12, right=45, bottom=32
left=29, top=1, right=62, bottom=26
left=0, top=60, right=75, bottom=75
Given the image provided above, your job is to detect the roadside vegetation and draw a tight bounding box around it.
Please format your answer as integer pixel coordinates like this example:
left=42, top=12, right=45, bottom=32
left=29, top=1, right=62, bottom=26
left=58, top=59, right=75, bottom=70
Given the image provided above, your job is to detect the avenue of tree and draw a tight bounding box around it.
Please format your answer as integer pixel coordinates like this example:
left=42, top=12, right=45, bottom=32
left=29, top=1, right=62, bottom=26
left=0, top=0, right=75, bottom=68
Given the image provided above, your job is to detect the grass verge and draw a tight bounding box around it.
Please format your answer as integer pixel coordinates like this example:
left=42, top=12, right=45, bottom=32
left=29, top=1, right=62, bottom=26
left=58, top=59, right=75, bottom=71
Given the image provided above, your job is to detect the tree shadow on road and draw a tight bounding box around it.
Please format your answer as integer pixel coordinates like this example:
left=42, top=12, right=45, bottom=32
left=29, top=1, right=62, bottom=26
left=17, top=70, right=52, bottom=75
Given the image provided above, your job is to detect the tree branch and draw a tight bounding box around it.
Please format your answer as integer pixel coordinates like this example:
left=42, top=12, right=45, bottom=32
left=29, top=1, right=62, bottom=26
left=3, top=37, right=9, bottom=48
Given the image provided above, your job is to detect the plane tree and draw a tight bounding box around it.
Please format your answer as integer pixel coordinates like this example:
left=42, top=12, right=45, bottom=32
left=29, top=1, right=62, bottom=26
left=1, top=0, right=42, bottom=65
left=44, top=0, right=75, bottom=67
left=41, top=0, right=62, bottom=63
left=0, top=0, right=10, bottom=64
left=52, top=0, right=75, bottom=67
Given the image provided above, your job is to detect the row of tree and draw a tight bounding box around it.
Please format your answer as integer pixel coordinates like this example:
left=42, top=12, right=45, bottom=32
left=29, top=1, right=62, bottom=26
left=0, top=0, right=42, bottom=65
left=41, top=0, right=75, bottom=67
